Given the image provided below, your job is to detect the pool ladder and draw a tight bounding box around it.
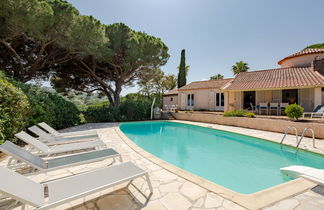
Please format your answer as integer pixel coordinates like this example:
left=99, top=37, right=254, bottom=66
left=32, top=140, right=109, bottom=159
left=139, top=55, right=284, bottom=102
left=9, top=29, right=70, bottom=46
left=280, top=126, right=316, bottom=149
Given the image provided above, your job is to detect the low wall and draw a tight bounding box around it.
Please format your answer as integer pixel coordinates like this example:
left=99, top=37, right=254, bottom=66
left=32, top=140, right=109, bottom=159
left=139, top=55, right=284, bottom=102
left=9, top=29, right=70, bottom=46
left=172, top=112, right=324, bottom=139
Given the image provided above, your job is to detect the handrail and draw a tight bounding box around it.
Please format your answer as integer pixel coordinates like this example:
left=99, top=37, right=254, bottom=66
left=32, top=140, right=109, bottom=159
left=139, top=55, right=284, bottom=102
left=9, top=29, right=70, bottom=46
left=280, top=126, right=298, bottom=145
left=150, top=97, right=156, bottom=120
left=296, top=128, right=315, bottom=148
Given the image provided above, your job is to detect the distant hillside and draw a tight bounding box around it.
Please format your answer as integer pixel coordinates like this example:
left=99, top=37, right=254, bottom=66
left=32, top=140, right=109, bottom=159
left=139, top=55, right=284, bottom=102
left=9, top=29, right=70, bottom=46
left=304, top=43, right=324, bottom=49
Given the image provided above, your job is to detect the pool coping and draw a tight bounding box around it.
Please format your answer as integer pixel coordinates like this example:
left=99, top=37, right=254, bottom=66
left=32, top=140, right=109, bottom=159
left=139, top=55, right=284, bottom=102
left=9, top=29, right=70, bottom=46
left=115, top=122, right=318, bottom=210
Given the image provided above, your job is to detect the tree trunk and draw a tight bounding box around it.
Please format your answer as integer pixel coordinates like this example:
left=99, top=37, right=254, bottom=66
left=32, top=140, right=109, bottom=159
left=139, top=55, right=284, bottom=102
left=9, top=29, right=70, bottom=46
left=112, top=83, right=122, bottom=107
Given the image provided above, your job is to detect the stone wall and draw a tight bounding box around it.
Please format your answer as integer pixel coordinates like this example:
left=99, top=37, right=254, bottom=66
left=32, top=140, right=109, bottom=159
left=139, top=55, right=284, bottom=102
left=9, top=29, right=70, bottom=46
left=313, top=57, right=324, bottom=76
left=172, top=112, right=324, bottom=139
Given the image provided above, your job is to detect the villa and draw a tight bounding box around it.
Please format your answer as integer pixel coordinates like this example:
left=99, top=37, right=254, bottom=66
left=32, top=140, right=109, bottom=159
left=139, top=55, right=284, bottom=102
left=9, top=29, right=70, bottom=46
left=163, top=48, right=324, bottom=113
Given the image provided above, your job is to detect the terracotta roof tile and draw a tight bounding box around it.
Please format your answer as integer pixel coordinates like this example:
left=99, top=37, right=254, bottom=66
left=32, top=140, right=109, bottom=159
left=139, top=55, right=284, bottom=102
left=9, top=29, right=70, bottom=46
left=225, top=67, right=324, bottom=91
left=178, top=78, right=233, bottom=90
left=278, top=48, right=324, bottom=65
left=163, top=88, right=178, bottom=96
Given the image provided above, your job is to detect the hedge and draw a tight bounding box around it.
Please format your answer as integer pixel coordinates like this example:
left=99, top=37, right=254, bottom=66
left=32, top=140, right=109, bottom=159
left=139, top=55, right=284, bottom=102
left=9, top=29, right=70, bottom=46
left=16, top=83, right=81, bottom=129
left=83, top=99, right=152, bottom=122
left=0, top=72, right=30, bottom=143
left=0, top=72, right=81, bottom=143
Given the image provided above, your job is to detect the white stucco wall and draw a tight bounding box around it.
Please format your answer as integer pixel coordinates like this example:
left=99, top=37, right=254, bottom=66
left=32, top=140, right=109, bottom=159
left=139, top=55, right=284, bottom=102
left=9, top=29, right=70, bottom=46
left=178, top=89, right=223, bottom=111
left=314, top=87, right=322, bottom=109
left=162, top=95, right=178, bottom=109
left=280, top=53, right=324, bottom=68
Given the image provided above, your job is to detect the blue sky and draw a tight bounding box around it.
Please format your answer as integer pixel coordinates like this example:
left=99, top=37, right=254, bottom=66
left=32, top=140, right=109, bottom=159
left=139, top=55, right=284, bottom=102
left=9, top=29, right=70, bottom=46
left=67, top=0, right=324, bottom=95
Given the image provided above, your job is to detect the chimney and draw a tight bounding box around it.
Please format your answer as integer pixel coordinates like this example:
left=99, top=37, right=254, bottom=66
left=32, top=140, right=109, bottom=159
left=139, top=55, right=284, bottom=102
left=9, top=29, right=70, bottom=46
left=312, top=57, right=324, bottom=76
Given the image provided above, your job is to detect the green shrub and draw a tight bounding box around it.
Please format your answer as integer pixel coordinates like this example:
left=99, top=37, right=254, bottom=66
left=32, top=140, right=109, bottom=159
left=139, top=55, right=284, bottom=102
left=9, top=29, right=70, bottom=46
left=83, top=98, right=152, bottom=123
left=0, top=72, right=30, bottom=143
left=285, top=104, right=304, bottom=121
left=16, top=83, right=81, bottom=129
left=0, top=70, right=81, bottom=144
left=224, top=109, right=255, bottom=118
left=245, top=112, right=256, bottom=118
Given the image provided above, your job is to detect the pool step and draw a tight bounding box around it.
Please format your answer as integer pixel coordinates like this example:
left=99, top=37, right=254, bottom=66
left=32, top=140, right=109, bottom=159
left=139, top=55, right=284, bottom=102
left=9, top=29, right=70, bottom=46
left=280, top=166, right=324, bottom=186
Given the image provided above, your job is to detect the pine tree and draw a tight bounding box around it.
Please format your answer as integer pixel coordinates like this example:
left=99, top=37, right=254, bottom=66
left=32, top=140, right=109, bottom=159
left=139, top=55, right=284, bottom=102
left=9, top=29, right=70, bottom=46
left=177, top=49, right=187, bottom=88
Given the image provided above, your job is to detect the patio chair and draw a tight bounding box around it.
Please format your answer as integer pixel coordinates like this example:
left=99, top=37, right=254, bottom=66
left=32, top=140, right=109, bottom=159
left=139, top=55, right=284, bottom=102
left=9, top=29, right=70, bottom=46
left=15, top=131, right=106, bottom=156
left=28, top=125, right=98, bottom=146
left=248, top=103, right=257, bottom=112
left=0, top=162, right=152, bottom=210
left=279, top=103, right=289, bottom=115
left=38, top=122, right=98, bottom=138
left=259, top=102, right=268, bottom=115
left=0, top=141, right=121, bottom=174
left=303, top=105, right=324, bottom=119
left=269, top=102, right=279, bottom=115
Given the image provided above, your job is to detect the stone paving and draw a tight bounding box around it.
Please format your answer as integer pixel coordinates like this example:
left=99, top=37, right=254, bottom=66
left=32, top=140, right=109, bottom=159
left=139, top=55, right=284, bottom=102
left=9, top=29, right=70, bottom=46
left=0, top=121, right=323, bottom=210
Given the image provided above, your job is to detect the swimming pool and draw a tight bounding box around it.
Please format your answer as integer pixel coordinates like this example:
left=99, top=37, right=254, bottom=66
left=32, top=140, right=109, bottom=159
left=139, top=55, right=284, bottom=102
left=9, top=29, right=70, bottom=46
left=119, top=121, right=324, bottom=194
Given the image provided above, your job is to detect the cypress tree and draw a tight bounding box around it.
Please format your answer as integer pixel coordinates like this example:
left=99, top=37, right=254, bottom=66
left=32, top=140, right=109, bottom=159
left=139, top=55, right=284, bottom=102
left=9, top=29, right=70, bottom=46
left=177, top=49, right=187, bottom=88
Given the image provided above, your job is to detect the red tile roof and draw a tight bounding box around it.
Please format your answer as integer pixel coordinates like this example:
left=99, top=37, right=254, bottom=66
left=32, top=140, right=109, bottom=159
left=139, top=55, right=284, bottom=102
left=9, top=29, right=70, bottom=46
left=178, top=79, right=233, bottom=91
left=225, top=67, right=324, bottom=91
left=278, top=48, right=324, bottom=65
left=163, top=88, right=178, bottom=96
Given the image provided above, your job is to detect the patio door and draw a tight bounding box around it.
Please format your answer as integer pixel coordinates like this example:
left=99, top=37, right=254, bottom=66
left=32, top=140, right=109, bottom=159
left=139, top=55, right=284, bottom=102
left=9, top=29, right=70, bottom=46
left=187, top=94, right=194, bottom=109
left=215, top=93, right=224, bottom=111
left=282, top=89, right=298, bottom=104
left=243, top=91, right=255, bottom=110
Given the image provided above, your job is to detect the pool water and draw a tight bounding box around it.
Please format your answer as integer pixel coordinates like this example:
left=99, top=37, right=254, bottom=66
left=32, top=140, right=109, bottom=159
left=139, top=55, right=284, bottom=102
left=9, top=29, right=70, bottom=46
left=120, top=121, right=324, bottom=194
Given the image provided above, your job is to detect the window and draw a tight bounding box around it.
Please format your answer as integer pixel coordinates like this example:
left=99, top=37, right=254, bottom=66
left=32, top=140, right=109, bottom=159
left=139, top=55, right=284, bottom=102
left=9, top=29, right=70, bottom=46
left=170, top=97, right=173, bottom=102
left=187, top=94, right=194, bottom=106
left=216, top=93, right=224, bottom=107
left=216, top=93, right=220, bottom=106
left=221, top=93, right=224, bottom=106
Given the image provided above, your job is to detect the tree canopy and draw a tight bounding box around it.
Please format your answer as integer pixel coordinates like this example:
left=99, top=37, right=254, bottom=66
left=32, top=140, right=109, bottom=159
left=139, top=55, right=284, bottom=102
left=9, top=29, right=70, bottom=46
left=177, top=49, right=187, bottom=88
left=51, top=23, right=169, bottom=106
left=210, top=74, right=224, bottom=80
left=232, top=61, right=249, bottom=75
left=138, top=68, right=177, bottom=97
left=304, top=43, right=324, bottom=49
left=0, top=0, right=169, bottom=106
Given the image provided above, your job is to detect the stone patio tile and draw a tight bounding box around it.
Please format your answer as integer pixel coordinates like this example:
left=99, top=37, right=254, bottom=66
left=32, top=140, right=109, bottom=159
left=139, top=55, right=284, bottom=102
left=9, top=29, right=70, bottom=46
left=96, top=194, right=135, bottom=210
left=146, top=164, right=162, bottom=171
left=161, top=193, right=192, bottom=210
left=222, top=200, right=247, bottom=210
left=142, top=200, right=167, bottom=210
left=160, top=181, right=183, bottom=193
left=263, top=198, right=299, bottom=210
left=295, top=202, right=324, bottom=210
left=193, top=197, right=205, bottom=207
left=149, top=188, right=164, bottom=200
left=180, top=181, right=207, bottom=201
left=204, top=192, right=223, bottom=208
left=151, top=169, right=178, bottom=183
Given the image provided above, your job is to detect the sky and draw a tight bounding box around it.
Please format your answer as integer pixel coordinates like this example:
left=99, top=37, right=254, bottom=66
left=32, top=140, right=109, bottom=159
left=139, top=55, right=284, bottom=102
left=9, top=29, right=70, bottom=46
left=67, top=0, right=324, bottom=95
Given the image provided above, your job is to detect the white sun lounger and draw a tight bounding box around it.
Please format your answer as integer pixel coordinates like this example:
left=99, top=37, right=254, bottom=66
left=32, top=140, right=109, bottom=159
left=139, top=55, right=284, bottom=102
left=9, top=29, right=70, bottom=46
left=28, top=125, right=98, bottom=146
left=0, top=162, right=152, bottom=210
left=0, top=141, right=121, bottom=173
left=303, top=105, right=324, bottom=119
left=38, top=122, right=98, bottom=138
left=15, top=131, right=106, bottom=156
left=280, top=165, right=324, bottom=186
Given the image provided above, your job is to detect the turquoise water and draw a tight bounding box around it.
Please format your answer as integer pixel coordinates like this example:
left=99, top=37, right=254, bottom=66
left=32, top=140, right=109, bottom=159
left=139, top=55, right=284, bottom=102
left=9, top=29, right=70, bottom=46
left=120, top=121, right=324, bottom=194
